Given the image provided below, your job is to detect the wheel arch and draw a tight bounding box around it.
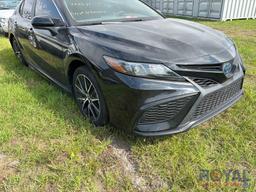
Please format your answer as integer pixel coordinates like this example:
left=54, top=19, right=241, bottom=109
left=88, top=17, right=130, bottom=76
left=9, top=33, right=15, bottom=45
left=67, top=53, right=110, bottom=124
left=66, top=53, right=97, bottom=87
left=9, top=33, right=23, bottom=50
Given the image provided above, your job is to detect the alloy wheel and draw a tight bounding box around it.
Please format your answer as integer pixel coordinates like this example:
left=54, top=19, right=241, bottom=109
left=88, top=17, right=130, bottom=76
left=12, top=39, right=24, bottom=64
left=74, top=74, right=101, bottom=122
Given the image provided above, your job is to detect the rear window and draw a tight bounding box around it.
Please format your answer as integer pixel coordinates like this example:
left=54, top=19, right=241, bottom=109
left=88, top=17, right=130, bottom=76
left=22, top=0, right=34, bottom=19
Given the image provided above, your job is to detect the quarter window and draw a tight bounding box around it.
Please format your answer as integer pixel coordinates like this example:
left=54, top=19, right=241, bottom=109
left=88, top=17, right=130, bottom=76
left=35, top=0, right=61, bottom=19
left=19, top=1, right=24, bottom=15
left=22, top=0, right=35, bottom=19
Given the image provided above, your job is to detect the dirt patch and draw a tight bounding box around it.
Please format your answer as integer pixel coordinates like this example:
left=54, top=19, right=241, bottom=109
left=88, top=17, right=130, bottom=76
left=98, top=139, right=147, bottom=191
left=214, top=28, right=256, bottom=37
left=0, top=154, right=19, bottom=183
left=97, top=138, right=169, bottom=191
left=245, top=74, right=256, bottom=84
left=229, top=30, right=256, bottom=37
left=247, top=73, right=256, bottom=78
left=111, top=138, right=148, bottom=191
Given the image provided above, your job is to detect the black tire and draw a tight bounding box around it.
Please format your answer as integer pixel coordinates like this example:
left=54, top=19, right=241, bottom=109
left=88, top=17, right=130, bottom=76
left=11, top=38, right=27, bottom=66
left=73, top=66, right=108, bottom=126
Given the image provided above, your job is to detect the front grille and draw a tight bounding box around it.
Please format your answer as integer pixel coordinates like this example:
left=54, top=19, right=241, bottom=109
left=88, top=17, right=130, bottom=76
left=190, top=77, right=218, bottom=88
left=139, top=95, right=195, bottom=124
left=192, top=79, right=242, bottom=120
left=177, top=59, right=237, bottom=73
left=176, top=58, right=239, bottom=84
left=178, top=64, right=224, bottom=72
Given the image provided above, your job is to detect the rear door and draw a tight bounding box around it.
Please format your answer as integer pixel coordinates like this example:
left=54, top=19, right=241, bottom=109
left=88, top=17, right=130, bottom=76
left=15, top=0, right=36, bottom=65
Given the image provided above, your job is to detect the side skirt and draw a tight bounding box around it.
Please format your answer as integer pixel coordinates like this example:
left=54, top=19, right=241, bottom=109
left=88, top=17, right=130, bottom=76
left=28, top=63, right=72, bottom=94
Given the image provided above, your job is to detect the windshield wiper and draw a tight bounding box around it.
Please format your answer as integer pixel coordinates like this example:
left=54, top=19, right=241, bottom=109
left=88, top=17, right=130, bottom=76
left=83, top=21, right=122, bottom=26
left=81, top=18, right=149, bottom=26
left=121, top=18, right=144, bottom=22
left=84, top=22, right=103, bottom=26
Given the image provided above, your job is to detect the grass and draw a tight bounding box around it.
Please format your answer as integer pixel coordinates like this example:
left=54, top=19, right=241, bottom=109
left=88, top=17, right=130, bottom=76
left=0, top=19, right=255, bottom=192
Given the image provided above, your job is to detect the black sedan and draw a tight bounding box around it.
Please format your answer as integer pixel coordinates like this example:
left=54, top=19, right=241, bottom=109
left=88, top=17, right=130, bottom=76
left=8, top=0, right=245, bottom=136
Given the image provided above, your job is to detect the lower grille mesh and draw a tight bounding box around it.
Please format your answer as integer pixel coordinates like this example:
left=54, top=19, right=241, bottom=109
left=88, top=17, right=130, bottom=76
left=193, top=79, right=242, bottom=120
left=190, top=77, right=218, bottom=88
left=139, top=96, right=195, bottom=124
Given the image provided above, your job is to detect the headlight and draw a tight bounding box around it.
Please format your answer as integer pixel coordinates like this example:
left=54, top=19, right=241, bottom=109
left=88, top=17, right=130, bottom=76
left=227, top=36, right=235, bottom=44
left=225, top=35, right=236, bottom=48
left=103, top=56, right=184, bottom=81
left=236, top=54, right=246, bottom=73
left=224, top=36, right=237, bottom=58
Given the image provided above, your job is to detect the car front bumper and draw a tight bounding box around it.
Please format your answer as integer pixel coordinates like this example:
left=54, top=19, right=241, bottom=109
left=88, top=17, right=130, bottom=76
left=99, top=61, right=245, bottom=136
left=135, top=88, right=243, bottom=136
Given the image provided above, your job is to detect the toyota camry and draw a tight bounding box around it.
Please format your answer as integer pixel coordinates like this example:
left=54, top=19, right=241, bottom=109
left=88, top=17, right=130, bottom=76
left=8, top=0, right=245, bottom=136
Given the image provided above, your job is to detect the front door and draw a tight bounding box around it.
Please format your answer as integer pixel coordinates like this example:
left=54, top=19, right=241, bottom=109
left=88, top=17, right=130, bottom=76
left=28, top=0, right=69, bottom=83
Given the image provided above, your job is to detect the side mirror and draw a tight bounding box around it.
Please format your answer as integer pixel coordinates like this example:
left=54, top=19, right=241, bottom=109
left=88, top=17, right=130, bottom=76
left=32, top=17, right=55, bottom=27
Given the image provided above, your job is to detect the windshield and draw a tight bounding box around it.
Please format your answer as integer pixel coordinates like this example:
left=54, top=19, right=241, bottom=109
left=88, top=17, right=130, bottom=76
left=0, top=0, right=20, bottom=10
left=63, top=0, right=162, bottom=24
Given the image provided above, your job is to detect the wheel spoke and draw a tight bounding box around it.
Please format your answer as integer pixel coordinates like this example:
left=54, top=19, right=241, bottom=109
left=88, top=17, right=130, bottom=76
left=89, top=104, right=97, bottom=120
left=77, top=76, right=84, bottom=92
left=75, top=84, right=86, bottom=95
left=87, top=83, right=92, bottom=94
left=83, top=76, right=88, bottom=92
left=82, top=98, right=89, bottom=110
left=77, top=97, right=86, bottom=101
left=91, top=98, right=99, bottom=103
left=91, top=102, right=100, bottom=113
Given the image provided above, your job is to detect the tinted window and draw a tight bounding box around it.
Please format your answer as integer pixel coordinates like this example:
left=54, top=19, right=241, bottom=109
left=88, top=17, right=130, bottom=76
left=22, top=0, right=34, bottom=19
left=35, top=0, right=60, bottom=19
left=19, top=1, right=24, bottom=15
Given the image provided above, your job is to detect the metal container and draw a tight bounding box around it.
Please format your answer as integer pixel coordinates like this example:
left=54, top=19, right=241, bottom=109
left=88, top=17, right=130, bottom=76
left=143, top=0, right=256, bottom=20
left=222, top=0, right=256, bottom=20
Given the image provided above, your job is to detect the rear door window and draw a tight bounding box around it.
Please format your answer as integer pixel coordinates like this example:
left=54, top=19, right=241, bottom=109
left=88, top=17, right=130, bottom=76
left=22, top=0, right=35, bottom=19
left=19, top=1, right=24, bottom=15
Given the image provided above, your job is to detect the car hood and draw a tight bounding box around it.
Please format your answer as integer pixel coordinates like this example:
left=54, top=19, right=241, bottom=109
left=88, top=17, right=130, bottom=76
left=76, top=18, right=236, bottom=65
left=0, top=9, right=14, bottom=18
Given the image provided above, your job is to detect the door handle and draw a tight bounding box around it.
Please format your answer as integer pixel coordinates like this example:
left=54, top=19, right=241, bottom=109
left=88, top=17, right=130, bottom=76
left=20, top=26, right=26, bottom=31
left=28, top=28, right=37, bottom=48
